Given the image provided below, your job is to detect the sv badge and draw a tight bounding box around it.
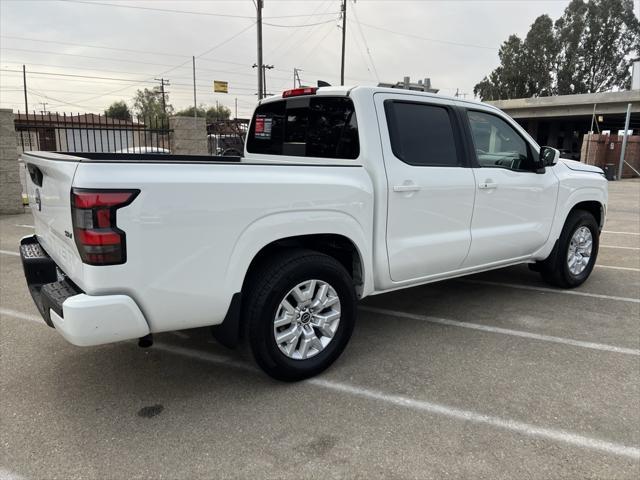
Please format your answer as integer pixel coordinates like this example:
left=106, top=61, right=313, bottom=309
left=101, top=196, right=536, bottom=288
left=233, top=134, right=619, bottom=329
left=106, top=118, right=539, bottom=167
left=35, top=188, right=42, bottom=212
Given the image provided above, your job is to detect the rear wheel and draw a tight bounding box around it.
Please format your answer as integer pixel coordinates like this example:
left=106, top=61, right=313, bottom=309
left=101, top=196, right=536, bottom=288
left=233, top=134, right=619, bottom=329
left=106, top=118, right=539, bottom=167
left=244, top=249, right=356, bottom=381
left=539, top=210, right=599, bottom=288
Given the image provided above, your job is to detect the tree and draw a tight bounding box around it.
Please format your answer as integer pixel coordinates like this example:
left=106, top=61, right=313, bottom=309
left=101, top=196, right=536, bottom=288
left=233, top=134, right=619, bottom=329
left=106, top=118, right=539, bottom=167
left=474, top=0, right=640, bottom=100
left=555, top=0, right=639, bottom=94
left=175, top=104, right=232, bottom=123
left=523, top=14, right=558, bottom=97
left=104, top=100, right=132, bottom=120
left=205, top=104, right=231, bottom=123
left=175, top=105, right=207, bottom=118
left=473, top=35, right=539, bottom=100
left=132, top=88, right=173, bottom=120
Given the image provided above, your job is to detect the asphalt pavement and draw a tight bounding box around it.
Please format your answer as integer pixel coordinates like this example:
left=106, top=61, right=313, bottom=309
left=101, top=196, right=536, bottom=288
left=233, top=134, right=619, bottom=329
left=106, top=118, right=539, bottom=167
left=1, top=180, right=639, bottom=479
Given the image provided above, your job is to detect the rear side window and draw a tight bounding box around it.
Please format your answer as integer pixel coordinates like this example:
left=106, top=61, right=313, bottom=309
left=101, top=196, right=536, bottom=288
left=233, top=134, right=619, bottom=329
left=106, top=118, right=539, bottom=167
left=247, top=97, right=359, bottom=159
left=385, top=101, right=460, bottom=167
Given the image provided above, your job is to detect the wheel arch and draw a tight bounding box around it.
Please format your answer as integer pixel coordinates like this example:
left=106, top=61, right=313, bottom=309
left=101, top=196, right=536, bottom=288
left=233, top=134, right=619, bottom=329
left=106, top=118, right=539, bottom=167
left=225, top=211, right=373, bottom=299
left=212, top=228, right=369, bottom=349
left=242, top=233, right=366, bottom=297
left=568, top=200, right=604, bottom=231
left=533, top=187, right=606, bottom=261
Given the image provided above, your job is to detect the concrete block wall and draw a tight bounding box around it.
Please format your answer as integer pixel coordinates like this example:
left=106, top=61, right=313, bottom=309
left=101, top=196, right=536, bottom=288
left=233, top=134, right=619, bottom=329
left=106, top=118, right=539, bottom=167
left=169, top=116, right=208, bottom=155
left=0, top=109, right=24, bottom=214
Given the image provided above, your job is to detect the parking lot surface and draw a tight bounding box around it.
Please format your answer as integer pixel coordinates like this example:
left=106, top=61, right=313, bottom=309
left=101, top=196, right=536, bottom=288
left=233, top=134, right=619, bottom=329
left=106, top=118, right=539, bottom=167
left=1, top=180, right=639, bottom=479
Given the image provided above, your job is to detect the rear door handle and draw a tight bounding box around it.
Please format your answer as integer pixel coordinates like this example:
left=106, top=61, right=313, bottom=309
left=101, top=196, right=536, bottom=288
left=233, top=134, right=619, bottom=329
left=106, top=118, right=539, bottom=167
left=478, top=181, right=498, bottom=190
left=393, top=184, right=422, bottom=192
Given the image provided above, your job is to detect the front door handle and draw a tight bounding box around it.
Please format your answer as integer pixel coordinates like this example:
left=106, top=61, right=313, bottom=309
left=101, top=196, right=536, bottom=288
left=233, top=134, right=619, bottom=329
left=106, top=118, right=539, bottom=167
left=478, top=181, right=498, bottom=190
left=393, top=184, right=422, bottom=192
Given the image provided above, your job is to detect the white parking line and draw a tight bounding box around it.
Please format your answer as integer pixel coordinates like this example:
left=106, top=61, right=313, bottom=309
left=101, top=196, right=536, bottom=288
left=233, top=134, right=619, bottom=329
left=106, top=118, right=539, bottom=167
left=601, top=245, right=640, bottom=251
left=2, top=309, right=639, bottom=460
left=14, top=224, right=34, bottom=229
left=0, top=309, right=41, bottom=324
left=156, top=343, right=640, bottom=460
left=597, top=265, right=640, bottom=272
left=461, top=279, right=640, bottom=304
left=602, top=231, right=640, bottom=236
left=0, top=468, right=27, bottom=480
left=360, top=306, right=640, bottom=356
left=0, top=250, right=19, bottom=257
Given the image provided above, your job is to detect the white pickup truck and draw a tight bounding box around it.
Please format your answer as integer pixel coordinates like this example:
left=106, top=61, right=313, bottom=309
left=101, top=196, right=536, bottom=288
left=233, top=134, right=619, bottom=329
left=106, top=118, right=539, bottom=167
left=20, top=86, right=607, bottom=380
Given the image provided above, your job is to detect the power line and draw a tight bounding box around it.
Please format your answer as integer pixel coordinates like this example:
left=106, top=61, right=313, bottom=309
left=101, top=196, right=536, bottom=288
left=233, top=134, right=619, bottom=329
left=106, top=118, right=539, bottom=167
left=196, top=22, right=257, bottom=59
left=348, top=17, right=376, bottom=82
left=0, top=35, right=191, bottom=59
left=57, top=0, right=340, bottom=20
left=270, top=1, right=337, bottom=68
left=265, top=0, right=330, bottom=58
left=356, top=21, right=496, bottom=50
left=263, top=18, right=337, bottom=28
left=28, top=87, right=94, bottom=110
left=1, top=68, right=151, bottom=84
left=1, top=70, right=262, bottom=95
left=349, top=6, right=380, bottom=83
left=74, top=22, right=258, bottom=106
left=13, top=83, right=259, bottom=112
left=0, top=35, right=261, bottom=71
left=1, top=47, right=181, bottom=69
left=1, top=60, right=265, bottom=87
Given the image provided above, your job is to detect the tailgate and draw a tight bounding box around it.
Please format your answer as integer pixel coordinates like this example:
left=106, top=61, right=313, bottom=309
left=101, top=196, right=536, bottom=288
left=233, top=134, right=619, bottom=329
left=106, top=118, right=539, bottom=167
left=23, top=152, right=84, bottom=283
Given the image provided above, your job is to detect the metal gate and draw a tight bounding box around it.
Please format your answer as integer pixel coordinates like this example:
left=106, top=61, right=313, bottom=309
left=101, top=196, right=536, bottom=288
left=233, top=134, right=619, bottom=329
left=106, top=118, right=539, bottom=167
left=15, top=112, right=172, bottom=154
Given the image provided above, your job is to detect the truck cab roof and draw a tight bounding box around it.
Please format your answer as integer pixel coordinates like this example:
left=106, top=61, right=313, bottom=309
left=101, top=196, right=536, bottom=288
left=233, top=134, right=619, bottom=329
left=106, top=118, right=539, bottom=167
left=260, top=85, right=493, bottom=112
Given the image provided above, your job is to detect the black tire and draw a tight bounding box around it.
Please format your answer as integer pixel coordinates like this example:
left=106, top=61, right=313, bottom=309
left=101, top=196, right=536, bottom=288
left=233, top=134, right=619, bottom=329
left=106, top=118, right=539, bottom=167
left=539, top=210, right=599, bottom=288
left=244, top=249, right=356, bottom=381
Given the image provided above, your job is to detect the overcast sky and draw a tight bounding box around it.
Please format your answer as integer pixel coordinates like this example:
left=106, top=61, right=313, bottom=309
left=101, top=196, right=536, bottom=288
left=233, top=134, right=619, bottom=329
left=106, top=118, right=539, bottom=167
left=1, top=0, right=638, bottom=118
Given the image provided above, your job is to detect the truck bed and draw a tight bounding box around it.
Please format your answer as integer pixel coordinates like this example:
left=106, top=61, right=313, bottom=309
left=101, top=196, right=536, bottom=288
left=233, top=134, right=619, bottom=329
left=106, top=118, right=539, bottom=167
left=25, top=151, right=242, bottom=163
left=22, top=151, right=374, bottom=336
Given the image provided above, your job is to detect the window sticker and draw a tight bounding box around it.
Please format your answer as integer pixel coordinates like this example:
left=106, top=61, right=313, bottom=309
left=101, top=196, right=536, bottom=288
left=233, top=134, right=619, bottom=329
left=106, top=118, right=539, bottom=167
left=254, top=115, right=272, bottom=139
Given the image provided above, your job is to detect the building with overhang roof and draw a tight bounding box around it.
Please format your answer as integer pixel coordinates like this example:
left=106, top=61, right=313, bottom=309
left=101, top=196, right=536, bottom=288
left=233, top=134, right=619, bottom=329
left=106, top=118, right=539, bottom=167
left=487, top=90, right=639, bottom=160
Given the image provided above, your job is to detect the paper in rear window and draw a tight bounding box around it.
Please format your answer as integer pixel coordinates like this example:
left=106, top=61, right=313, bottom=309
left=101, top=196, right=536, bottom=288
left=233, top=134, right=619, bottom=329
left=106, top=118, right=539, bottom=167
left=254, top=115, right=272, bottom=139
left=247, top=97, right=359, bottom=159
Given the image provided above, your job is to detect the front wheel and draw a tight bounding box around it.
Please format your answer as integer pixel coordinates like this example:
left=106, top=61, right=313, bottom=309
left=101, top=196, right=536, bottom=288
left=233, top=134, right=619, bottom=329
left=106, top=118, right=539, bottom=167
left=539, top=210, right=600, bottom=288
left=244, top=249, right=356, bottom=381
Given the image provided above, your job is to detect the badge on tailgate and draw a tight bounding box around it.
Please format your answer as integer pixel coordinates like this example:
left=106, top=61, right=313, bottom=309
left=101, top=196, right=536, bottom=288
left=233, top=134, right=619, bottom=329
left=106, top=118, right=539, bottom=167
left=35, top=188, right=42, bottom=211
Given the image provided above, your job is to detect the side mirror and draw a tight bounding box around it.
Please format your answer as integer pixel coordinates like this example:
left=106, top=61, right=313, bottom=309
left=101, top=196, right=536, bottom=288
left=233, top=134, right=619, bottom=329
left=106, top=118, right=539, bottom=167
left=540, top=146, right=560, bottom=166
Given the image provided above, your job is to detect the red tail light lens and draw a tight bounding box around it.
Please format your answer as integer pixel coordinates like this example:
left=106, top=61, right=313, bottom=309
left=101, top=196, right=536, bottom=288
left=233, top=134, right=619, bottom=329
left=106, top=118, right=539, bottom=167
left=282, top=87, right=317, bottom=98
left=71, top=188, right=139, bottom=265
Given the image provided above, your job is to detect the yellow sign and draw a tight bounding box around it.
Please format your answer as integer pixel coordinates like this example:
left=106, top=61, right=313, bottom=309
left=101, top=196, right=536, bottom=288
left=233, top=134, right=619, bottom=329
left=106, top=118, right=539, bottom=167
left=213, top=80, right=228, bottom=93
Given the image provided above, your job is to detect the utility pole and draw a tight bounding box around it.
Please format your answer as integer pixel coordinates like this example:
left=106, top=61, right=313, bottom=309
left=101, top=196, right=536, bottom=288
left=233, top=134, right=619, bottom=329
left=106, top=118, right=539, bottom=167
left=256, top=0, right=264, bottom=100
left=154, top=77, right=170, bottom=115
left=235, top=97, right=238, bottom=119
left=585, top=103, right=597, bottom=167
left=22, top=65, right=28, bottom=113
left=294, top=68, right=302, bottom=88
left=192, top=56, right=197, bottom=118
left=39, top=102, right=48, bottom=114
left=253, top=63, right=273, bottom=97
left=618, top=103, right=632, bottom=180
left=263, top=64, right=273, bottom=97
left=340, top=0, right=347, bottom=85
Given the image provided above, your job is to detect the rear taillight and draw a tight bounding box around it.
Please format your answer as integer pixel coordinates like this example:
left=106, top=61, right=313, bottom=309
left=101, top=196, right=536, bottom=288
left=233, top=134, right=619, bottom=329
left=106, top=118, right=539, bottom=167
left=71, top=188, right=139, bottom=265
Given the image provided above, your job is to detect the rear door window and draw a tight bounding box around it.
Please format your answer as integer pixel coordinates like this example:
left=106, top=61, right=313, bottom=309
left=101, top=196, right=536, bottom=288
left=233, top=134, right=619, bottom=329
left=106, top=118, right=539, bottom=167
left=384, top=101, right=461, bottom=167
left=247, top=97, right=359, bottom=159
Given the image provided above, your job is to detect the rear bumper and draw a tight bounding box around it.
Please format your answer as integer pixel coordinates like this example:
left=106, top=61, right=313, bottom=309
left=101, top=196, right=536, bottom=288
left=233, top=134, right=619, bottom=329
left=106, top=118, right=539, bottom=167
left=20, top=235, right=150, bottom=346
